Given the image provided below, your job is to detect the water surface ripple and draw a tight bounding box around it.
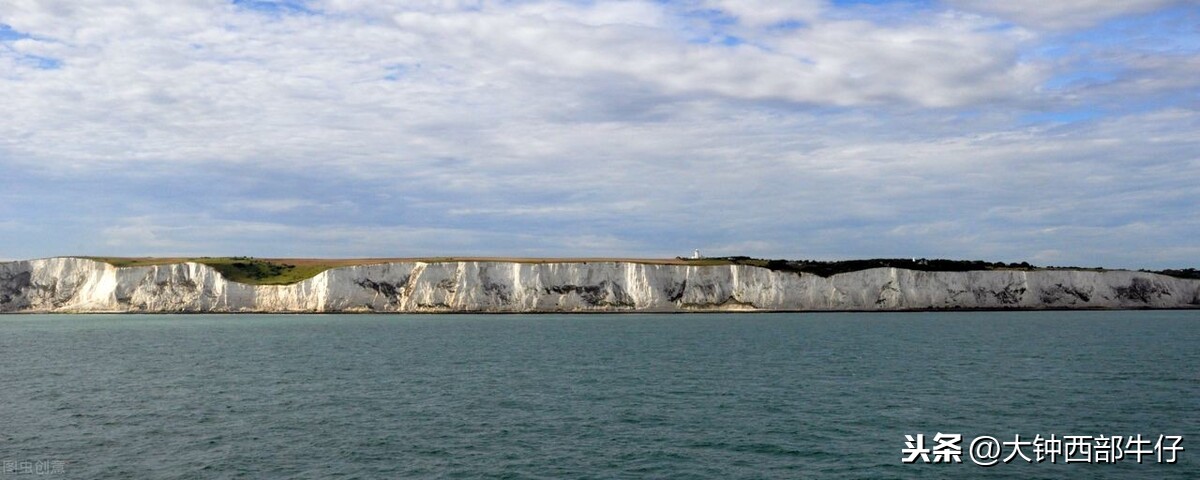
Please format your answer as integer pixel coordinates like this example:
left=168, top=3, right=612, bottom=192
left=1, top=311, right=1196, bottom=478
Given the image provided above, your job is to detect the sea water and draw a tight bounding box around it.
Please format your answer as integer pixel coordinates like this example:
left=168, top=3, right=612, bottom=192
left=1, top=311, right=1196, bottom=478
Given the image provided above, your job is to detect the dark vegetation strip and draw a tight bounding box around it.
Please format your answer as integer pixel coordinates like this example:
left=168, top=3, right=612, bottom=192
left=683, top=256, right=1200, bottom=280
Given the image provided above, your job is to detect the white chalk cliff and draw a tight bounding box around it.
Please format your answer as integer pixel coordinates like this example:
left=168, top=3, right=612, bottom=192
left=1, top=257, right=1197, bottom=313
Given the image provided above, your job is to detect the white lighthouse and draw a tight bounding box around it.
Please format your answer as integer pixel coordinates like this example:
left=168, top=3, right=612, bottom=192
left=691, top=249, right=702, bottom=259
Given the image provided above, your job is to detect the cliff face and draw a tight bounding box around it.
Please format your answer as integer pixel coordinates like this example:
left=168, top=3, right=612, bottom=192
left=1, top=257, right=1198, bottom=313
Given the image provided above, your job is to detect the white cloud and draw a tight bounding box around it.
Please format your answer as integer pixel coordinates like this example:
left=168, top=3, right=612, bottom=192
left=0, top=0, right=1048, bottom=193
left=227, top=198, right=343, bottom=213
left=96, top=214, right=644, bottom=258
left=0, top=1, right=1197, bottom=268
left=388, top=5, right=1039, bottom=108
left=0, top=0, right=1045, bottom=172
left=703, top=0, right=826, bottom=26
left=448, top=201, right=647, bottom=218
left=944, top=0, right=1187, bottom=29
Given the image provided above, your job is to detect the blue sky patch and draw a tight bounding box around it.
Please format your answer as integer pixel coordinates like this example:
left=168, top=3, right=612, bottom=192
left=16, top=55, right=62, bottom=70
left=1042, top=69, right=1120, bottom=91
left=1020, top=108, right=1103, bottom=125
left=383, top=63, right=419, bottom=81
left=231, top=0, right=311, bottom=15
left=0, top=23, right=30, bottom=41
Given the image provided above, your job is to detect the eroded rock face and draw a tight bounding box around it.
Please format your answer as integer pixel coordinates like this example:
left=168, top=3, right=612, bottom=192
left=1, top=258, right=1198, bottom=313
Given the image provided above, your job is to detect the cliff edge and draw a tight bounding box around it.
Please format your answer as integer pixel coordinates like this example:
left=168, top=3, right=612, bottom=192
left=1, top=257, right=1198, bottom=313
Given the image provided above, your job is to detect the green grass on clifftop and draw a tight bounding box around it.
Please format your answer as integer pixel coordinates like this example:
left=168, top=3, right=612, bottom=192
left=85, top=257, right=332, bottom=285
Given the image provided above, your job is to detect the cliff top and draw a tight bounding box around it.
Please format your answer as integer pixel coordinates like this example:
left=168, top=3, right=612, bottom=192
left=66, top=256, right=1199, bottom=286
left=80, top=256, right=713, bottom=285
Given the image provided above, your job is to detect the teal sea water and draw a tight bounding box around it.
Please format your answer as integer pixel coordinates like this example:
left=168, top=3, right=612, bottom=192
left=1, top=311, right=1196, bottom=478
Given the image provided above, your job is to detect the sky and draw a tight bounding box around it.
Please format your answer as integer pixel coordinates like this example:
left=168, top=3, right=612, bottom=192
left=1, top=0, right=1198, bottom=268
